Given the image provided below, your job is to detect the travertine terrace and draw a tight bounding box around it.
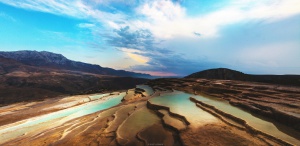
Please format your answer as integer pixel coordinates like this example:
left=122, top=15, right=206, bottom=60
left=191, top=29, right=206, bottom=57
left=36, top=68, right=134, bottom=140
left=0, top=81, right=299, bottom=145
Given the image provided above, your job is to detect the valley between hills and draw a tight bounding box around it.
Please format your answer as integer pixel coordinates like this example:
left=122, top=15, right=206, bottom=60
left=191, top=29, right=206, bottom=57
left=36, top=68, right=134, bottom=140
left=0, top=51, right=299, bottom=145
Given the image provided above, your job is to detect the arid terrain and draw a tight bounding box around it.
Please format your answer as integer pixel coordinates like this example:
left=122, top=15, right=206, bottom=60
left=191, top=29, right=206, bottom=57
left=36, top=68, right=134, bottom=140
left=148, top=78, right=300, bottom=132
left=1, top=52, right=300, bottom=145
left=0, top=79, right=299, bottom=145
left=1, top=0, right=300, bottom=145
left=0, top=51, right=149, bottom=105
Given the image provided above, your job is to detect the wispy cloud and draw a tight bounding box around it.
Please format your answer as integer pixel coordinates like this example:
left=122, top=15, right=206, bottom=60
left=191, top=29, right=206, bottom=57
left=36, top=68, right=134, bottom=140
left=0, top=0, right=127, bottom=26
left=120, top=48, right=149, bottom=64
left=2, top=0, right=299, bottom=38
left=0, top=12, right=16, bottom=22
left=40, top=30, right=81, bottom=44
left=129, top=52, right=224, bottom=76
left=1, top=0, right=299, bottom=75
left=107, top=26, right=224, bottom=76
left=1, top=0, right=87, bottom=18
left=236, top=42, right=300, bottom=67
left=2, top=0, right=299, bottom=39
left=107, top=26, right=156, bottom=51
left=131, top=0, right=300, bottom=39
left=77, top=23, right=95, bottom=28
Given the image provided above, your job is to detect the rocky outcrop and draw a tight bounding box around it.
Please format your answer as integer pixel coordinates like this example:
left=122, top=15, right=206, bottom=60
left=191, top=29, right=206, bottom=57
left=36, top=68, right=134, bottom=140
left=147, top=100, right=190, bottom=125
left=193, top=85, right=242, bottom=94
left=147, top=78, right=300, bottom=132
left=190, top=97, right=293, bottom=146
left=230, top=100, right=300, bottom=131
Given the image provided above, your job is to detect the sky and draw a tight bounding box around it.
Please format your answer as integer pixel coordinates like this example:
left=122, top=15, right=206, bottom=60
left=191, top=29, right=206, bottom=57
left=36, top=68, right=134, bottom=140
left=0, top=0, right=299, bottom=76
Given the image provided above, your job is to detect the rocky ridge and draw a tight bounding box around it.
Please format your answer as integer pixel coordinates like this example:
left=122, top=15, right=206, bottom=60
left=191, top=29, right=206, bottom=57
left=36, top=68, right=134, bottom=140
left=0, top=53, right=149, bottom=105
left=147, top=78, right=300, bottom=132
left=0, top=50, right=151, bottom=78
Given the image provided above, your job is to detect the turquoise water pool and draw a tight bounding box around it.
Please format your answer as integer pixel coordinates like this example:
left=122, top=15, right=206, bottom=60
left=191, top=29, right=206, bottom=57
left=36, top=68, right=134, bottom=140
left=150, top=91, right=299, bottom=145
left=0, top=92, right=125, bottom=144
left=136, top=85, right=154, bottom=96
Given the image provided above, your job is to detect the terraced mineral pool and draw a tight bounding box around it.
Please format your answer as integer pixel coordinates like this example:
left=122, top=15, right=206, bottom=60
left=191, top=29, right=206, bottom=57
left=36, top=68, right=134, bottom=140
left=136, top=85, right=154, bottom=96
left=89, top=93, right=110, bottom=101
left=149, top=91, right=219, bottom=128
left=117, top=106, right=160, bottom=145
left=0, top=92, right=126, bottom=144
left=191, top=93, right=300, bottom=145
left=151, top=91, right=299, bottom=145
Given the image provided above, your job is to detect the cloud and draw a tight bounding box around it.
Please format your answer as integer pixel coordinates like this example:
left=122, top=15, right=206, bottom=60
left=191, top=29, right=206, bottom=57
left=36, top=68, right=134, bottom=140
left=0, top=0, right=127, bottom=26
left=90, top=0, right=139, bottom=6
left=3, top=0, right=299, bottom=39
left=193, top=32, right=201, bottom=37
left=0, top=0, right=87, bottom=18
left=0, top=12, right=16, bottom=22
left=77, top=23, right=95, bottom=28
left=40, top=30, right=81, bottom=45
left=107, top=26, right=156, bottom=51
left=127, top=53, right=149, bottom=64
left=236, top=42, right=300, bottom=67
left=2, top=0, right=300, bottom=38
left=107, top=26, right=224, bottom=76
left=1, top=0, right=299, bottom=75
left=131, top=0, right=300, bottom=39
left=133, top=71, right=178, bottom=77
left=120, top=48, right=149, bottom=64
left=129, top=53, right=224, bottom=76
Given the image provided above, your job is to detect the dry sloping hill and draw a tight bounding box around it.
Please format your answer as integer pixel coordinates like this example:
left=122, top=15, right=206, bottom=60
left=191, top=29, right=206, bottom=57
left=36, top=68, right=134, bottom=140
left=0, top=55, right=148, bottom=105
left=0, top=50, right=151, bottom=78
left=186, top=68, right=300, bottom=86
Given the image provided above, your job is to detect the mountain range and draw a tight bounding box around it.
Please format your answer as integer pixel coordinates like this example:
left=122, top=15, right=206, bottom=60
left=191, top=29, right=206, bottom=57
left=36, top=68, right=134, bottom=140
left=1, top=51, right=299, bottom=105
left=0, top=50, right=151, bottom=78
left=0, top=50, right=149, bottom=105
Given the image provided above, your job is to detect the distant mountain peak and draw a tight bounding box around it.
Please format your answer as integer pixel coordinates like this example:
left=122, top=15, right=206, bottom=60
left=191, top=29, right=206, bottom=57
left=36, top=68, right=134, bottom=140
left=0, top=50, right=68, bottom=65
left=0, top=50, right=151, bottom=78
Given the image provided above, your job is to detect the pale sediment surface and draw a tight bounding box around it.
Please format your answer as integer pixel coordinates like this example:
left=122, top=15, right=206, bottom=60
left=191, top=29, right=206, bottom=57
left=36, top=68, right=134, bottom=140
left=0, top=82, right=299, bottom=145
left=191, top=93, right=300, bottom=145
left=0, top=92, right=125, bottom=144
left=149, top=91, right=219, bottom=128
left=136, top=85, right=154, bottom=96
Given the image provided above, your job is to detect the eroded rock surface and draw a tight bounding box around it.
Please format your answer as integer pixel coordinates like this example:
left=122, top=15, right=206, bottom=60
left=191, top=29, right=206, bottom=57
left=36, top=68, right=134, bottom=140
left=148, top=78, right=300, bottom=131
left=0, top=84, right=299, bottom=145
